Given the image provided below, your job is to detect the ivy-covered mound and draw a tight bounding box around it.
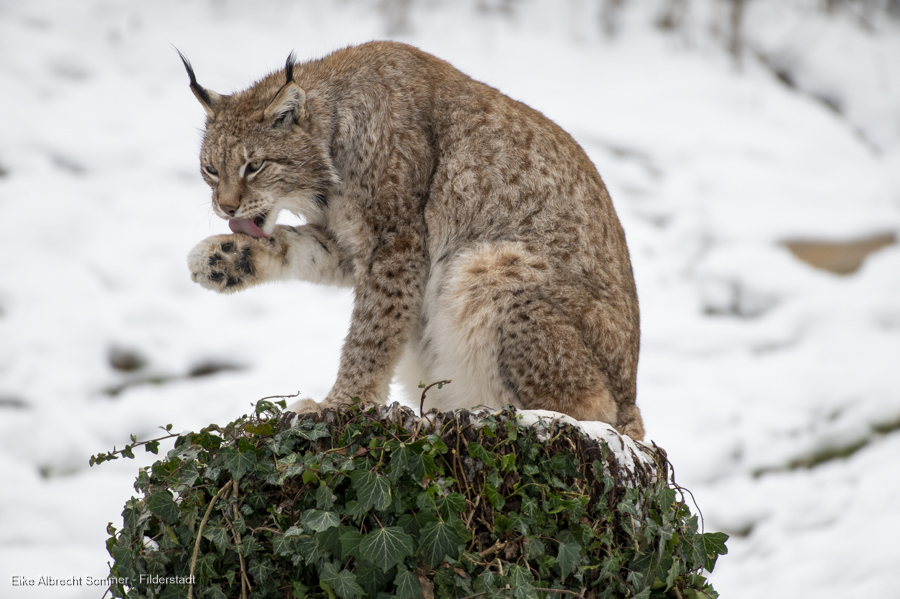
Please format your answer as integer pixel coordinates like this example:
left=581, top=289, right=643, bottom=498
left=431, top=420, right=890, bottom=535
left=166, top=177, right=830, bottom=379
left=95, top=399, right=727, bottom=599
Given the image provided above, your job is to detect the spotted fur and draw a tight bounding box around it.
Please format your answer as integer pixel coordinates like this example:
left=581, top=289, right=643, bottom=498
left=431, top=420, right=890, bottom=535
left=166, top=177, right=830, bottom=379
left=184, top=42, right=644, bottom=440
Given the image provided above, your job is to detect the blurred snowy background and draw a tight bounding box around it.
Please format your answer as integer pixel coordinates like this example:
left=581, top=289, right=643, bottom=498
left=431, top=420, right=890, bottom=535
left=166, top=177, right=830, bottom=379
left=1, top=0, right=899, bottom=596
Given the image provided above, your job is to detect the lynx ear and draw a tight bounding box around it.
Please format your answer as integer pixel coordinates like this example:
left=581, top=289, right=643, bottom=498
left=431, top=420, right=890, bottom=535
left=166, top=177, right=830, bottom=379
left=264, top=82, right=307, bottom=125
left=175, top=49, right=224, bottom=119
left=264, top=52, right=307, bottom=126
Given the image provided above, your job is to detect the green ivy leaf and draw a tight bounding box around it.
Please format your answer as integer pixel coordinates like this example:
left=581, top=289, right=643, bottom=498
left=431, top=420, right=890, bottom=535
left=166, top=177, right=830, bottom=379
left=284, top=525, right=303, bottom=537
left=504, top=419, right=518, bottom=442
left=272, top=534, right=294, bottom=557
left=202, top=583, right=227, bottom=599
left=358, top=526, right=414, bottom=572
left=665, top=558, right=681, bottom=590
left=388, top=444, right=410, bottom=483
left=633, top=587, right=652, bottom=599
left=253, top=400, right=271, bottom=415
left=303, top=509, right=341, bottom=533
left=473, top=569, right=498, bottom=595
left=221, top=447, right=257, bottom=480
left=312, top=527, right=336, bottom=556
left=345, top=499, right=368, bottom=521
left=408, top=452, right=437, bottom=482
left=179, top=461, right=200, bottom=488
left=191, top=429, right=222, bottom=450
left=320, top=562, right=364, bottom=599
left=499, top=452, right=516, bottom=472
left=296, top=422, right=331, bottom=441
left=467, top=442, right=498, bottom=469
left=427, top=435, right=448, bottom=454
left=556, top=541, right=581, bottom=581
left=339, top=530, right=365, bottom=560
left=397, top=511, right=437, bottom=537
left=243, top=421, right=274, bottom=436
left=356, top=473, right=392, bottom=512
left=110, top=545, right=135, bottom=581
left=248, top=558, right=275, bottom=585
left=523, top=537, right=545, bottom=560
left=355, top=563, right=395, bottom=598
left=317, top=485, right=335, bottom=510
left=202, top=525, right=230, bottom=553
left=519, top=494, right=539, bottom=518
left=350, top=469, right=374, bottom=489
left=146, top=490, right=180, bottom=524
left=507, top=565, right=536, bottom=599
left=239, top=535, right=263, bottom=558
left=484, top=483, right=505, bottom=510
left=295, top=535, right=324, bottom=565
left=598, top=554, right=621, bottom=583
left=420, top=519, right=464, bottom=567
left=394, top=567, right=422, bottom=599
left=196, top=553, right=217, bottom=582
left=698, top=532, right=729, bottom=571
left=436, top=492, right=466, bottom=520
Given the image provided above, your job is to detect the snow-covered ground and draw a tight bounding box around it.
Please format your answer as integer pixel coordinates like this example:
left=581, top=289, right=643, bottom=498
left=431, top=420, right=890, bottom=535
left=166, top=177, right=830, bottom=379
left=1, top=0, right=898, bottom=597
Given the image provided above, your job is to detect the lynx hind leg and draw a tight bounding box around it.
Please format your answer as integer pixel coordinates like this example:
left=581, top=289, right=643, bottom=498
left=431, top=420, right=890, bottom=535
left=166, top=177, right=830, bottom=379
left=425, top=241, right=625, bottom=431
left=615, top=404, right=645, bottom=441
left=500, top=298, right=646, bottom=441
left=496, top=286, right=621, bottom=427
left=189, top=234, right=271, bottom=293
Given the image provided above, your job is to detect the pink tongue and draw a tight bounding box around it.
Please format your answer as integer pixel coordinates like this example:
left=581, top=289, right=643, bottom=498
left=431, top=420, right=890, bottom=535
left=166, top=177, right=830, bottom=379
left=228, top=218, right=268, bottom=238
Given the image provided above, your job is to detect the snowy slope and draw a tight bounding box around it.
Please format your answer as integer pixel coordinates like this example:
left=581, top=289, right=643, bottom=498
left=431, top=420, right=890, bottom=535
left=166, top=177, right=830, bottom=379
left=0, top=1, right=898, bottom=597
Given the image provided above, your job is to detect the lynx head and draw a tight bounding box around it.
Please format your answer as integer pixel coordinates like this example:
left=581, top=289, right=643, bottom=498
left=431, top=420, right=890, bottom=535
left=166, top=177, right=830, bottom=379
left=178, top=51, right=338, bottom=237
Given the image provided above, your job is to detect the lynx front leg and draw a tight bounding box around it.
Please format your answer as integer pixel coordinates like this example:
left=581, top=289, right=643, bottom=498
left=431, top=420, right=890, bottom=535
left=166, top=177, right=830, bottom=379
left=188, top=224, right=353, bottom=293
left=283, top=226, right=428, bottom=416
left=322, top=224, right=429, bottom=407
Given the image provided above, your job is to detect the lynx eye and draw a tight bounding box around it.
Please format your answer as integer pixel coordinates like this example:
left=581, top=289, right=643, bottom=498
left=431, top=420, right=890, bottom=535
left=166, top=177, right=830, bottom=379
left=204, top=165, right=219, bottom=177
left=245, top=160, right=264, bottom=175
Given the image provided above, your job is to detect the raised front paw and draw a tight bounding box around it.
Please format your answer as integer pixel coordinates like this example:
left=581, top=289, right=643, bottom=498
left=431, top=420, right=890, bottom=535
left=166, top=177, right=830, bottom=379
left=188, top=234, right=267, bottom=293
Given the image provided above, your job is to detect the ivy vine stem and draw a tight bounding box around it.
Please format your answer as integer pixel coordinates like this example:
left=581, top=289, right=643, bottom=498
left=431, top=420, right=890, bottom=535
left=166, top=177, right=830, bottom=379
left=418, top=379, right=452, bottom=417
left=188, top=480, right=234, bottom=599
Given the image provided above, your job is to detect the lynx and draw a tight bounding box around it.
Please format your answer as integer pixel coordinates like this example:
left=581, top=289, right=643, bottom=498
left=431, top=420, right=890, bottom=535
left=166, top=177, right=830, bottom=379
left=183, top=42, right=644, bottom=440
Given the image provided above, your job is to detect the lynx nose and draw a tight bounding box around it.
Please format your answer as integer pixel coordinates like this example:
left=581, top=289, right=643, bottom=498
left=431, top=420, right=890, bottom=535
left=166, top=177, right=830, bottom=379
left=217, top=194, right=242, bottom=217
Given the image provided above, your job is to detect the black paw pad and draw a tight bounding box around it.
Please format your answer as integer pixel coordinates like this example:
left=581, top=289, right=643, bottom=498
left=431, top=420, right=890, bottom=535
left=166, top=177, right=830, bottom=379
left=238, top=247, right=253, bottom=275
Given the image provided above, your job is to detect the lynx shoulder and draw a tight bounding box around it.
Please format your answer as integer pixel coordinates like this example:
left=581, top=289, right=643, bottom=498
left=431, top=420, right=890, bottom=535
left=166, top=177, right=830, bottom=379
left=183, top=41, right=644, bottom=440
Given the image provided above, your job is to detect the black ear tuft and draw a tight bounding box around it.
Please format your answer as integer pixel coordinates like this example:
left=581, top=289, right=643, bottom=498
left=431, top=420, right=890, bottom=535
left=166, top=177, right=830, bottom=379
left=262, top=51, right=306, bottom=126
left=284, top=51, right=297, bottom=86
left=173, top=46, right=214, bottom=108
